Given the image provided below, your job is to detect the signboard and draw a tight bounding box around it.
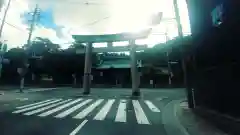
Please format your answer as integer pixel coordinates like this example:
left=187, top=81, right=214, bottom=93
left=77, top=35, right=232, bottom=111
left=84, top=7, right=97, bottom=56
left=211, top=4, right=224, bottom=26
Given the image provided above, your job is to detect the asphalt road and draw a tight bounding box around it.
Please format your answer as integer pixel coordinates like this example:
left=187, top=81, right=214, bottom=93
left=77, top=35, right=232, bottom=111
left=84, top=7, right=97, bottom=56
left=0, top=88, right=186, bottom=135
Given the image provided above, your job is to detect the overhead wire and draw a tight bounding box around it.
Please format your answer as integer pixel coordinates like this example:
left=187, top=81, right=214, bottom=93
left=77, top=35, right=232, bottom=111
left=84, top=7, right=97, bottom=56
left=35, top=0, right=109, bottom=5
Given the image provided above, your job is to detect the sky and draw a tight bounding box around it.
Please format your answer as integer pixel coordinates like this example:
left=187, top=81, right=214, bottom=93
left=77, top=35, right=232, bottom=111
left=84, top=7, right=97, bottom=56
left=0, top=0, right=191, bottom=49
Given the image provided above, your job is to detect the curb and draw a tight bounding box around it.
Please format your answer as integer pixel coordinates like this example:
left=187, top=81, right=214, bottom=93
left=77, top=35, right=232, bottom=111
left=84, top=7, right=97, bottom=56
left=162, top=99, right=189, bottom=135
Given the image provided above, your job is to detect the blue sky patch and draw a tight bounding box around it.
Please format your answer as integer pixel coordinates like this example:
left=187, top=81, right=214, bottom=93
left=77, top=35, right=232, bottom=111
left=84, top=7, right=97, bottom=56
left=21, top=8, right=60, bottom=30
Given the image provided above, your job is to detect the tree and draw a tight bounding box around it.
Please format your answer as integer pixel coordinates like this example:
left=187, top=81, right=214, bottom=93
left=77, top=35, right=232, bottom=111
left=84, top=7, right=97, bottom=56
left=69, top=42, right=85, bottom=49
left=2, top=48, right=28, bottom=86
left=23, top=37, right=60, bottom=56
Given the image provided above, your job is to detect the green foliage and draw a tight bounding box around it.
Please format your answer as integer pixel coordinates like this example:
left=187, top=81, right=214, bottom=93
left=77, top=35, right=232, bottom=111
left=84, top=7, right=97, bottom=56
left=138, top=35, right=192, bottom=68
left=4, top=47, right=28, bottom=68
left=23, top=37, right=60, bottom=56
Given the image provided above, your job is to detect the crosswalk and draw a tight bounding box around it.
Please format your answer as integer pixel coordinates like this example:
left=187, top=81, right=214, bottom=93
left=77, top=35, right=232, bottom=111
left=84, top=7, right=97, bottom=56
left=12, top=98, right=161, bottom=125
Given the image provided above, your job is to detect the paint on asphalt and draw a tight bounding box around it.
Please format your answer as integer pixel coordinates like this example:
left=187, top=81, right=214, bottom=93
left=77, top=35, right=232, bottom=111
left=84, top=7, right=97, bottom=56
left=70, top=120, right=88, bottom=135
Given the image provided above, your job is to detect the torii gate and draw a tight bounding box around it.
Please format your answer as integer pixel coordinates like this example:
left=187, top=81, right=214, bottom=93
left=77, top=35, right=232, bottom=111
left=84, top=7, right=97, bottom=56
left=72, top=29, right=151, bottom=96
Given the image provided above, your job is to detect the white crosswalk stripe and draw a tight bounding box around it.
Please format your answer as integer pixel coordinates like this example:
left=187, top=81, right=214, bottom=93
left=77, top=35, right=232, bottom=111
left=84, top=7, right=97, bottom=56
left=24, top=99, right=72, bottom=116
left=38, top=98, right=83, bottom=117
left=12, top=98, right=161, bottom=125
left=54, top=99, right=93, bottom=118
left=13, top=99, right=62, bottom=114
left=132, top=100, right=150, bottom=124
left=73, top=99, right=104, bottom=119
left=144, top=100, right=161, bottom=112
left=115, top=99, right=127, bottom=123
left=94, top=99, right=115, bottom=120
left=16, top=99, right=54, bottom=109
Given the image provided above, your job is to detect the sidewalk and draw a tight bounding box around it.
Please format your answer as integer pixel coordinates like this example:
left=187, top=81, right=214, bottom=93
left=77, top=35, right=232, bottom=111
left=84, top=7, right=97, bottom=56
left=176, top=101, right=229, bottom=135
left=0, top=87, right=58, bottom=93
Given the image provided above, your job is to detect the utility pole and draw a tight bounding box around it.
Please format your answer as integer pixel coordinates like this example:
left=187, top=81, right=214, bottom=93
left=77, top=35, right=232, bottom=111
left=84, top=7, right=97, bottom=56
left=0, top=0, right=11, bottom=38
left=18, top=4, right=40, bottom=93
left=0, top=0, right=11, bottom=79
left=173, top=0, right=187, bottom=85
left=173, top=0, right=193, bottom=108
left=165, top=32, right=172, bottom=87
left=27, top=4, right=40, bottom=50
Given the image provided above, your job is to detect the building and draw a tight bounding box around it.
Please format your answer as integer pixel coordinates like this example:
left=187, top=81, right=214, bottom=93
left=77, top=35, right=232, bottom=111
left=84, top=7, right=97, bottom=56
left=187, top=0, right=240, bottom=128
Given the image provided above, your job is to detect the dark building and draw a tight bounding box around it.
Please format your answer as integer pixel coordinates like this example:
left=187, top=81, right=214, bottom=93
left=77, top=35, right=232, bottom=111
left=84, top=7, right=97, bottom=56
left=187, top=0, right=240, bottom=125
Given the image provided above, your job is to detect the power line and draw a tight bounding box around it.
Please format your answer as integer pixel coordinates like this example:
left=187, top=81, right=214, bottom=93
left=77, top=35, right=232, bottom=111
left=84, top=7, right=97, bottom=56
left=4, top=21, right=27, bottom=32
left=80, top=16, right=111, bottom=28
left=37, top=1, right=109, bottom=5
left=0, top=17, right=27, bottom=32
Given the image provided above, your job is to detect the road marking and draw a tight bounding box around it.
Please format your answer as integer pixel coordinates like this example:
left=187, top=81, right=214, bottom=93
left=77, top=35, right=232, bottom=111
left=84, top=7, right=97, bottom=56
left=73, top=99, right=104, bottom=119
left=132, top=100, right=150, bottom=124
left=38, top=98, right=83, bottom=117
left=144, top=100, right=160, bottom=112
left=55, top=99, right=92, bottom=118
left=115, top=99, right=126, bottom=122
left=69, top=120, right=88, bottom=135
left=94, top=99, right=115, bottom=120
left=26, top=88, right=57, bottom=93
left=16, top=99, right=54, bottom=109
left=13, top=99, right=62, bottom=114
left=24, top=99, right=72, bottom=116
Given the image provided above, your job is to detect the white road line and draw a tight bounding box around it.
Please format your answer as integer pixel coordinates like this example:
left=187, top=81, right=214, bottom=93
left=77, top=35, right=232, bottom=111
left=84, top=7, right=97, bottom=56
left=73, top=99, right=104, bottom=119
left=69, top=120, right=88, bottom=135
left=38, top=98, right=83, bottom=117
left=115, top=100, right=127, bottom=123
left=94, top=99, right=115, bottom=120
left=24, top=99, right=72, bottom=116
left=144, top=100, right=161, bottom=112
left=16, top=99, right=54, bottom=109
left=12, top=99, right=62, bottom=114
left=55, top=99, right=93, bottom=118
left=132, top=100, right=150, bottom=124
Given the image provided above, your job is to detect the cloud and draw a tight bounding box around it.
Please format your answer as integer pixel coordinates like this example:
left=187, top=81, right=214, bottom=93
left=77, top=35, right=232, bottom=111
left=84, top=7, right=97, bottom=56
left=0, top=0, right=73, bottom=49
left=0, top=0, right=191, bottom=48
left=0, top=0, right=29, bottom=48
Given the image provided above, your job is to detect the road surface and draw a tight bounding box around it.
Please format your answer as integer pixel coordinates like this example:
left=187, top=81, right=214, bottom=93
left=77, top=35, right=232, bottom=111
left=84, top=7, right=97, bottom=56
left=0, top=88, right=186, bottom=135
